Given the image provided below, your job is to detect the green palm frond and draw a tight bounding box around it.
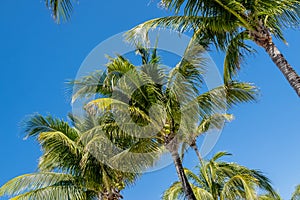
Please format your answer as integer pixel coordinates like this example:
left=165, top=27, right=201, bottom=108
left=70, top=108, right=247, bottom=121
left=0, top=172, right=82, bottom=198
left=192, top=186, right=214, bottom=200
left=223, top=31, right=256, bottom=83
left=185, top=81, right=257, bottom=117
left=45, top=0, right=74, bottom=23
left=10, top=185, right=86, bottom=200
left=163, top=182, right=185, bottom=200
left=69, top=70, right=109, bottom=104
left=259, top=192, right=282, bottom=200
left=197, top=113, right=234, bottom=134
left=37, top=131, right=82, bottom=172
left=108, top=138, right=163, bottom=173
left=22, top=114, right=82, bottom=172
left=291, top=184, right=300, bottom=200
left=127, top=15, right=240, bottom=51
left=164, top=151, right=278, bottom=200
left=23, top=114, right=79, bottom=140
left=221, top=174, right=257, bottom=199
left=210, top=151, right=232, bottom=162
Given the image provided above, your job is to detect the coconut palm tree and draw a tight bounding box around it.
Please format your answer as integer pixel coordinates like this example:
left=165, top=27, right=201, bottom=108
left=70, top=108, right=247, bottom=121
left=0, top=113, right=157, bottom=200
left=71, top=38, right=258, bottom=200
left=163, top=151, right=279, bottom=200
left=129, top=0, right=300, bottom=96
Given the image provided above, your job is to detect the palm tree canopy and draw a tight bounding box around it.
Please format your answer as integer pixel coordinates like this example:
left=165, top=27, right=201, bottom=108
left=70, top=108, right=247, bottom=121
left=71, top=40, right=257, bottom=150
left=0, top=114, right=143, bottom=200
left=129, top=0, right=300, bottom=90
left=163, top=151, right=279, bottom=200
left=70, top=41, right=258, bottom=200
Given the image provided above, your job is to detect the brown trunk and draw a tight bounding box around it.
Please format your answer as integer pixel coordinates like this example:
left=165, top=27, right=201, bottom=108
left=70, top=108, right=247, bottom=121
left=190, top=140, right=204, bottom=165
left=100, top=189, right=123, bottom=200
left=171, top=151, right=197, bottom=200
left=166, top=137, right=197, bottom=200
left=251, top=25, right=300, bottom=97
left=263, top=41, right=300, bottom=97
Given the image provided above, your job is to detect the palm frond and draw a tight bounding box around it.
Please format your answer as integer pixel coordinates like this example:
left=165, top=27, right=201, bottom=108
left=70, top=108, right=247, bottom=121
left=197, top=113, right=234, bottom=135
left=224, top=31, right=256, bottom=83
left=0, top=172, right=80, bottom=197
left=37, top=131, right=82, bottom=172
left=291, top=185, right=300, bottom=200
left=162, top=182, right=185, bottom=200
left=183, top=81, right=257, bottom=117
left=45, top=0, right=74, bottom=23
left=69, top=70, right=109, bottom=104
left=23, top=114, right=79, bottom=141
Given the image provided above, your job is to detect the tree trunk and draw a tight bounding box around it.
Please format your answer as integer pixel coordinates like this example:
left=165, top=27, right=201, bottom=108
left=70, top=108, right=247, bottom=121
left=99, top=189, right=123, bottom=200
left=251, top=26, right=300, bottom=97
left=264, top=41, right=300, bottom=97
left=190, top=140, right=204, bottom=165
left=170, top=149, right=197, bottom=200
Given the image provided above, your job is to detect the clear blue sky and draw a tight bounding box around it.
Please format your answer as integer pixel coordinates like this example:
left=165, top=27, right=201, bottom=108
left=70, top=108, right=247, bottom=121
left=0, top=1, right=299, bottom=199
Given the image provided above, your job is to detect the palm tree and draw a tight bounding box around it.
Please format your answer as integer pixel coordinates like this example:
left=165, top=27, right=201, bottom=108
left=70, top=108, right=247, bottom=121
left=44, top=0, right=73, bottom=23
left=0, top=114, right=148, bottom=200
left=129, top=0, right=300, bottom=96
left=163, top=151, right=279, bottom=200
left=71, top=39, right=258, bottom=200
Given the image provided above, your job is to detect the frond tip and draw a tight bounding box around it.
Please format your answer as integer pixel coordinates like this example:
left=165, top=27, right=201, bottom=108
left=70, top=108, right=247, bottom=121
left=45, top=0, right=74, bottom=23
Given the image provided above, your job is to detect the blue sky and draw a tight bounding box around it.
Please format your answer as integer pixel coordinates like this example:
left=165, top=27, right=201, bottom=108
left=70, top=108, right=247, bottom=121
left=0, top=1, right=299, bottom=199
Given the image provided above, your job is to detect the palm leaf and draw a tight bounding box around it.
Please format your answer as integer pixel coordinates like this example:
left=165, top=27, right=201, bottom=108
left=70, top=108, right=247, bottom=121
left=45, top=0, right=74, bottom=23
left=0, top=172, right=81, bottom=197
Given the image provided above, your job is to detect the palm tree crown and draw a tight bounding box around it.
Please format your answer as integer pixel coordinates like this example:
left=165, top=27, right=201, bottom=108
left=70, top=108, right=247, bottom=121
left=0, top=114, right=141, bottom=200
left=71, top=38, right=258, bottom=200
left=163, top=151, right=280, bottom=200
left=129, top=0, right=300, bottom=96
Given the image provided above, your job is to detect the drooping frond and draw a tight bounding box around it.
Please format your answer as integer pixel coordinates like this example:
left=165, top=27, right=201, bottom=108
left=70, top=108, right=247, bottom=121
left=0, top=172, right=82, bottom=198
left=69, top=70, right=109, bottom=104
left=164, top=151, right=278, bottom=200
left=127, top=15, right=240, bottom=51
left=37, top=131, right=82, bottom=172
left=197, top=113, right=234, bottom=134
left=22, top=114, right=82, bottom=172
left=221, top=174, right=258, bottom=199
left=9, top=185, right=86, bottom=200
left=159, top=0, right=252, bottom=29
left=183, top=81, right=257, bottom=117
left=163, top=182, right=185, bottom=200
left=45, top=0, right=74, bottom=23
left=259, top=192, right=282, bottom=200
left=291, top=184, right=300, bottom=200
left=192, top=186, right=214, bottom=200
left=23, top=114, right=79, bottom=140
left=223, top=31, right=256, bottom=83
left=108, top=138, right=163, bottom=173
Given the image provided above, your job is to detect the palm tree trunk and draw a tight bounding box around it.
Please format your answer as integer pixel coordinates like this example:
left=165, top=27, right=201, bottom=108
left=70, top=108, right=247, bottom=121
left=264, top=41, right=300, bottom=97
left=252, top=27, right=300, bottom=97
left=170, top=149, right=197, bottom=200
left=190, top=140, right=204, bottom=165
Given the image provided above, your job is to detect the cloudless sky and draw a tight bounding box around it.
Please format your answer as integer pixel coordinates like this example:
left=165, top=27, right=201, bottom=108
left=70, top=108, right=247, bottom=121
left=0, top=1, right=299, bottom=199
